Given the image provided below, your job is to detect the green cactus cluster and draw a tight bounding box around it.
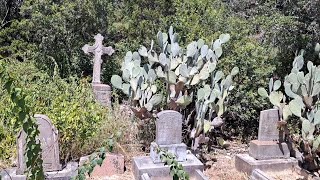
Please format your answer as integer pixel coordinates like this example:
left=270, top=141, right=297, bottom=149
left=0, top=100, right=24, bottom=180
left=192, top=67, right=238, bottom=138
left=259, top=44, right=320, bottom=170
left=111, top=26, right=238, bottom=143
left=111, top=47, right=163, bottom=119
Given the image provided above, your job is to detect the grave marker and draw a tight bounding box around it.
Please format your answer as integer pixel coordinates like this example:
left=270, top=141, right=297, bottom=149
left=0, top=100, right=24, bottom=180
left=258, top=109, right=280, bottom=141
left=17, top=114, right=61, bottom=174
left=82, top=34, right=114, bottom=84
left=156, top=110, right=182, bottom=145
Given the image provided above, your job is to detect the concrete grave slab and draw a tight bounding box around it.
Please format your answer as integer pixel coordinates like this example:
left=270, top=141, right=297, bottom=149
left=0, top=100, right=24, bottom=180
left=150, top=142, right=187, bottom=163
left=133, top=154, right=204, bottom=180
left=90, top=153, right=124, bottom=177
left=235, top=154, right=298, bottom=175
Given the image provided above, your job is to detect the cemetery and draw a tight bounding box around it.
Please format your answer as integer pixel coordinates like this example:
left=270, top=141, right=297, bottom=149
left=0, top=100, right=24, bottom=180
left=0, top=0, right=319, bottom=180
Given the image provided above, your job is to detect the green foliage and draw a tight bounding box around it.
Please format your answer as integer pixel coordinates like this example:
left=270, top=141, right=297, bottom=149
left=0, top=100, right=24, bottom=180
left=1, top=0, right=319, bottom=146
left=111, top=26, right=238, bottom=149
left=0, top=62, right=44, bottom=179
left=0, top=60, right=112, bottom=165
left=157, top=148, right=189, bottom=180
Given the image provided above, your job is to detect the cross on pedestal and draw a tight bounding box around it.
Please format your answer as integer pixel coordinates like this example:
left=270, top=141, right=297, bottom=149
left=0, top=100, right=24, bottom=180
left=82, top=34, right=115, bottom=84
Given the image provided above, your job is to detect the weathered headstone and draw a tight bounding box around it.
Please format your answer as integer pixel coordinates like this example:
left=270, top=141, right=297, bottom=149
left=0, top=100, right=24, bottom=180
left=17, top=114, right=61, bottom=174
left=258, top=109, right=280, bottom=141
left=235, top=109, right=297, bottom=177
left=82, top=34, right=115, bottom=84
left=249, top=109, right=289, bottom=160
left=82, top=34, right=114, bottom=107
left=156, top=110, right=182, bottom=145
left=151, top=110, right=186, bottom=163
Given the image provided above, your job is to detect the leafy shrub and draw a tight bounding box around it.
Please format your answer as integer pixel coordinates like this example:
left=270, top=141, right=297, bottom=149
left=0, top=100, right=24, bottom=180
left=0, top=60, right=124, bottom=165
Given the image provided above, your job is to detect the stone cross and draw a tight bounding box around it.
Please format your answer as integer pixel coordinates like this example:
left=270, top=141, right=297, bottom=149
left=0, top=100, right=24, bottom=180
left=17, top=114, right=61, bottom=174
left=82, top=34, right=115, bottom=84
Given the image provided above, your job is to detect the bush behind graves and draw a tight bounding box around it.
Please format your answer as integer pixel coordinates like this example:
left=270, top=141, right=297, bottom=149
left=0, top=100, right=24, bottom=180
left=0, top=60, right=126, bottom=166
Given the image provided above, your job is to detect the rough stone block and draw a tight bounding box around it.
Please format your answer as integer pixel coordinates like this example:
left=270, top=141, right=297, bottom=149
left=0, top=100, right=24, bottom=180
left=90, top=153, right=124, bottom=177
left=249, top=140, right=290, bottom=160
left=235, top=154, right=297, bottom=175
left=92, top=84, right=112, bottom=107
left=150, top=142, right=187, bottom=163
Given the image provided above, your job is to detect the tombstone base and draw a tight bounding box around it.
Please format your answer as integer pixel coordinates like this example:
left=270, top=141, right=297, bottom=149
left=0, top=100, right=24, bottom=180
left=249, top=140, right=290, bottom=160
left=133, top=154, right=205, bottom=180
left=251, top=169, right=272, bottom=180
left=150, top=142, right=187, bottom=163
left=1, top=162, right=78, bottom=180
left=92, top=83, right=112, bottom=107
left=140, top=169, right=208, bottom=180
left=235, top=154, right=298, bottom=175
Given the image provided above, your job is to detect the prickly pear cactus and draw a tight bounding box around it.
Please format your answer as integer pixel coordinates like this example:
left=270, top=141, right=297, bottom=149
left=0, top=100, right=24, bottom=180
left=111, top=26, right=238, bottom=147
left=259, top=44, right=320, bottom=171
left=191, top=67, right=238, bottom=139
left=111, top=42, right=163, bottom=119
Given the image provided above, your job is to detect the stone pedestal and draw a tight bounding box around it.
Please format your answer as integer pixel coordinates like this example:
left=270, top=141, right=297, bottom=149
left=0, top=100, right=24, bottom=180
left=235, top=154, right=297, bottom=175
left=150, top=142, right=187, bottom=163
left=92, top=84, right=112, bottom=107
left=249, top=140, right=290, bottom=160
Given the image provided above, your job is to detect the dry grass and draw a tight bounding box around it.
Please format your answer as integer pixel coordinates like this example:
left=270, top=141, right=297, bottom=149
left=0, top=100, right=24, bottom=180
left=204, top=154, right=248, bottom=180
left=266, top=169, right=311, bottom=180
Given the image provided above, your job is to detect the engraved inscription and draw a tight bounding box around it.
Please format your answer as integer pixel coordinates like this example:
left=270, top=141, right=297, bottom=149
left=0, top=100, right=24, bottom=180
left=258, top=109, right=280, bottom=141
left=156, top=110, right=182, bottom=145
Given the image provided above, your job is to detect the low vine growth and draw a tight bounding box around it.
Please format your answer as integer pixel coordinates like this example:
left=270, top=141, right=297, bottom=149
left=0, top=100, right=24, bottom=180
left=157, top=148, right=189, bottom=180
left=0, top=62, right=44, bottom=179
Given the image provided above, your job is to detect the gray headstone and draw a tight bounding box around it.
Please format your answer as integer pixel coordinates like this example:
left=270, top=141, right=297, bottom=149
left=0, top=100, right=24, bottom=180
left=258, top=109, right=280, bottom=141
left=156, top=110, right=182, bottom=145
left=82, top=34, right=115, bottom=84
left=17, top=114, right=61, bottom=174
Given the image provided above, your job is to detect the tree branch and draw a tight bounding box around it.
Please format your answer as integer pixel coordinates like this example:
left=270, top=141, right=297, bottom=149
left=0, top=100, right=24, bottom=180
left=0, top=1, right=9, bottom=28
